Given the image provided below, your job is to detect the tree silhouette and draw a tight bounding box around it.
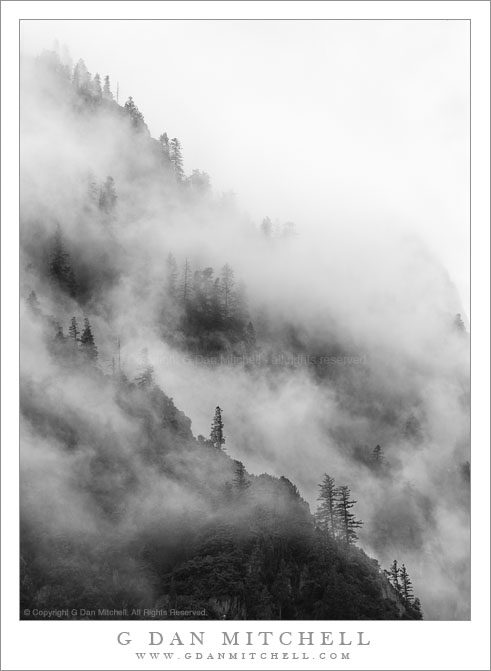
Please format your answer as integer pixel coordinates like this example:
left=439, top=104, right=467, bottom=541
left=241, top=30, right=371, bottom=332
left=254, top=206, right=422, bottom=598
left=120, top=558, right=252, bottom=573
left=72, top=59, right=90, bottom=93
left=187, top=169, right=211, bottom=193
left=232, top=461, right=251, bottom=495
left=124, top=96, right=145, bottom=128
left=170, top=138, right=185, bottom=181
left=102, top=75, right=113, bottom=101
left=159, top=132, right=170, bottom=161
left=210, top=406, right=225, bottom=450
left=389, top=559, right=400, bottom=591
left=316, top=474, right=337, bottom=539
left=454, top=313, right=466, bottom=333
left=399, top=564, right=414, bottom=604
left=68, top=316, right=80, bottom=342
left=372, top=444, right=384, bottom=470
left=412, top=597, right=423, bottom=618
left=181, top=258, right=192, bottom=304
left=80, top=318, right=98, bottom=362
left=334, top=485, right=363, bottom=544
left=92, top=73, right=102, bottom=99
left=48, top=226, right=77, bottom=297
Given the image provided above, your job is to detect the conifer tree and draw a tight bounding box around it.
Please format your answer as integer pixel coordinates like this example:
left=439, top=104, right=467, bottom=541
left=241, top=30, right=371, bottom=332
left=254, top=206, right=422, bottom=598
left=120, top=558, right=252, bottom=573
left=68, top=316, right=80, bottom=342
left=390, top=559, right=400, bottom=591
left=80, top=318, right=98, bottom=362
left=187, top=169, right=211, bottom=193
left=316, top=474, right=338, bottom=539
left=210, top=406, right=225, bottom=450
left=49, top=226, right=77, bottom=297
left=372, top=444, right=384, bottom=469
left=54, top=324, right=66, bottom=345
left=244, top=321, right=257, bottom=352
left=334, top=485, right=363, bottom=544
left=181, top=258, right=192, bottom=304
left=170, top=138, right=185, bottom=181
left=232, top=461, right=251, bottom=494
left=124, top=96, right=145, bottom=128
left=159, top=132, right=170, bottom=160
left=412, top=597, right=423, bottom=618
left=399, top=564, right=414, bottom=604
left=102, top=75, right=113, bottom=100
left=72, top=59, right=90, bottom=92
left=92, top=73, right=102, bottom=99
left=454, top=313, right=466, bottom=333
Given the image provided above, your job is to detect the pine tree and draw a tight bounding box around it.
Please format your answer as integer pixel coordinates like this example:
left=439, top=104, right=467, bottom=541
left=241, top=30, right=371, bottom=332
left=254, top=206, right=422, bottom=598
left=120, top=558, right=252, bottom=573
left=210, top=406, right=225, bottom=450
left=372, top=444, right=384, bottom=469
left=124, top=96, right=145, bottom=128
left=316, top=474, right=338, bottom=539
left=187, top=169, right=211, bottom=193
left=49, top=226, right=77, bottom=297
left=412, top=597, right=423, bottom=618
left=68, top=316, right=80, bottom=342
left=54, top=324, right=66, bottom=346
left=80, top=318, right=98, bottom=362
left=454, top=313, right=466, bottom=333
left=390, top=560, right=400, bottom=591
left=102, top=75, right=113, bottom=101
left=159, top=132, right=170, bottom=160
left=232, top=461, right=251, bottom=494
left=399, top=564, right=414, bottom=604
left=72, top=59, right=90, bottom=93
left=169, top=138, right=185, bottom=181
left=181, top=258, right=192, bottom=304
left=334, top=485, right=363, bottom=544
left=92, top=73, right=102, bottom=99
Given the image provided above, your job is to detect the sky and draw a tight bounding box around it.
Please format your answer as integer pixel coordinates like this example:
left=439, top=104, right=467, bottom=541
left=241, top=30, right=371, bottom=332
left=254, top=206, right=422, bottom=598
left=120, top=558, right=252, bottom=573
left=20, top=19, right=470, bottom=313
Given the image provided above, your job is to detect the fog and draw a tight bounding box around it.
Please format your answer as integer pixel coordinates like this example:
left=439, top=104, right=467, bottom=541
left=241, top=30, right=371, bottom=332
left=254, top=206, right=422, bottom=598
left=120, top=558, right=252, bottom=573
left=20, top=20, right=470, bottom=313
left=20, top=30, right=470, bottom=621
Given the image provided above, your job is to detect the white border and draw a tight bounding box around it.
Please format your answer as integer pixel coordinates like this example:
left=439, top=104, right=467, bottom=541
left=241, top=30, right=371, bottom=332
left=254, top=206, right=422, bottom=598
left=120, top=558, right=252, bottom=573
left=2, top=2, right=489, bottom=670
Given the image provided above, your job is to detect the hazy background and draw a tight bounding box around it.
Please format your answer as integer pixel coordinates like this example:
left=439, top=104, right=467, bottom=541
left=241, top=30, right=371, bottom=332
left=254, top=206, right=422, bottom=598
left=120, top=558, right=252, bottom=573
left=20, top=19, right=470, bottom=314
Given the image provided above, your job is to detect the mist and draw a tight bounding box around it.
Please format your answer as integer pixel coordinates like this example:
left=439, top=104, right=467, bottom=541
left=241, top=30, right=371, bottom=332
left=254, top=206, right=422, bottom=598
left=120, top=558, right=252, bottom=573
left=20, top=33, right=469, bottom=621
